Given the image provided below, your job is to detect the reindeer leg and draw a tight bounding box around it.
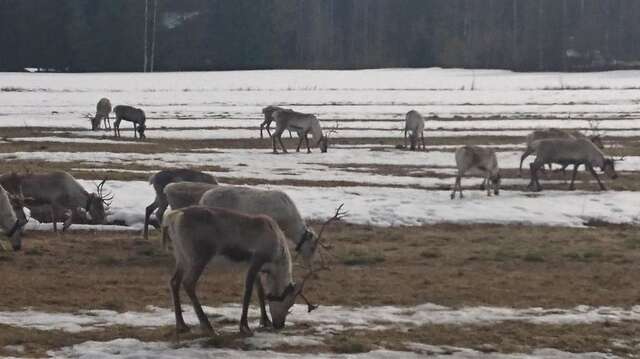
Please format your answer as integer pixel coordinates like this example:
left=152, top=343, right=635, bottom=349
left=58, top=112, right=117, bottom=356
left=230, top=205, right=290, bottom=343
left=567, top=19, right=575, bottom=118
left=421, top=131, right=425, bottom=151
left=50, top=204, right=58, bottom=232
left=240, top=260, right=264, bottom=336
left=296, top=134, right=304, bottom=152
left=133, top=123, right=138, bottom=139
left=569, top=164, right=579, bottom=190
left=272, top=133, right=278, bottom=153
left=450, top=176, right=460, bottom=200
left=404, top=129, right=408, bottom=149
left=144, top=201, right=159, bottom=240
left=278, top=135, right=288, bottom=154
left=255, top=279, right=272, bottom=328
left=519, top=148, right=533, bottom=177
left=288, top=129, right=293, bottom=139
left=587, top=164, right=606, bottom=191
left=170, top=266, right=189, bottom=334
left=183, top=261, right=213, bottom=334
left=304, top=133, right=311, bottom=153
left=486, top=173, right=491, bottom=196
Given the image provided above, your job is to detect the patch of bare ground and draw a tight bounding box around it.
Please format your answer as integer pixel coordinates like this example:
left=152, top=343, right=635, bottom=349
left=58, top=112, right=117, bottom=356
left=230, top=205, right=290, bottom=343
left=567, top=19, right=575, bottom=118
left=1, top=223, right=639, bottom=313
left=1, top=222, right=640, bottom=356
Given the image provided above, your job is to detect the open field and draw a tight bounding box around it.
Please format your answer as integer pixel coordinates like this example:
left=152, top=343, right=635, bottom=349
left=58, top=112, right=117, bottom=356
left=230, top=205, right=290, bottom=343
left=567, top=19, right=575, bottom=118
left=0, top=69, right=639, bottom=358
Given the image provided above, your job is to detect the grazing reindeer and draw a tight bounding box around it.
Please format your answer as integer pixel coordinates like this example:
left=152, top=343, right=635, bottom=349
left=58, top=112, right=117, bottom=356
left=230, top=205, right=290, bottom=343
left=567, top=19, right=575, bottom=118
left=0, top=172, right=112, bottom=231
left=519, top=128, right=604, bottom=176
left=143, top=169, right=217, bottom=240
left=451, top=146, right=501, bottom=199
left=260, top=106, right=293, bottom=139
left=113, top=105, right=146, bottom=139
left=90, top=98, right=112, bottom=131
left=527, top=138, right=618, bottom=192
left=404, top=110, right=425, bottom=151
left=164, top=182, right=218, bottom=210
left=0, top=185, right=27, bottom=251
left=163, top=206, right=306, bottom=335
left=272, top=110, right=328, bottom=154
left=199, top=186, right=321, bottom=267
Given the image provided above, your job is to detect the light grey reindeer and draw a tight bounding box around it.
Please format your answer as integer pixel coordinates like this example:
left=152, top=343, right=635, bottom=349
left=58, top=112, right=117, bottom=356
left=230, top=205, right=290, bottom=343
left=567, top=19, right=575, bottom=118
left=260, top=106, right=293, bottom=139
left=451, top=146, right=501, bottom=200
left=199, top=186, right=326, bottom=267
left=90, top=98, right=112, bottom=131
left=404, top=110, right=425, bottom=151
left=113, top=105, right=146, bottom=139
left=519, top=128, right=604, bottom=176
left=0, top=171, right=112, bottom=231
left=272, top=110, right=328, bottom=154
left=163, top=205, right=336, bottom=335
left=0, top=185, right=28, bottom=251
left=143, top=168, right=217, bottom=240
left=527, top=138, right=618, bottom=192
left=164, top=182, right=218, bottom=210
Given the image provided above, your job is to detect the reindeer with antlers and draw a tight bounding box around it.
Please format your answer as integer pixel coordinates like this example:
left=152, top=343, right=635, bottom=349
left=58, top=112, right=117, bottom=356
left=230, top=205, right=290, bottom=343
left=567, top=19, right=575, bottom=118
left=162, top=203, right=346, bottom=335
left=0, top=171, right=112, bottom=231
left=198, top=186, right=344, bottom=268
left=271, top=109, right=332, bottom=154
left=89, top=98, right=112, bottom=131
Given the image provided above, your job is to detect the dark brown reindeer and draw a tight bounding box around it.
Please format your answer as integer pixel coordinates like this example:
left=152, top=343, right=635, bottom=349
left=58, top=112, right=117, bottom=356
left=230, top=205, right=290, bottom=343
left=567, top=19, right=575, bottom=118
left=90, top=98, right=112, bottom=130
left=527, top=138, right=618, bottom=192
left=260, top=106, right=293, bottom=139
left=143, top=169, right=217, bottom=240
left=114, top=105, right=146, bottom=139
left=0, top=171, right=112, bottom=231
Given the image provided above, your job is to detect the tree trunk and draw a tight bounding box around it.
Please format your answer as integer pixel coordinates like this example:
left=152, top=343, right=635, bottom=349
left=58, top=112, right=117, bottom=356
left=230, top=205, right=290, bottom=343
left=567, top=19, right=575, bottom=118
left=143, top=0, right=148, bottom=72
left=150, top=0, right=158, bottom=72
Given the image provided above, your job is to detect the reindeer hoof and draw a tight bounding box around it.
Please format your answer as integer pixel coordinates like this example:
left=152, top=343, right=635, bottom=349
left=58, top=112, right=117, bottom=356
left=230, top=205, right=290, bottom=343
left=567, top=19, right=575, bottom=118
left=239, top=324, right=253, bottom=336
left=176, top=324, right=190, bottom=334
left=260, top=317, right=273, bottom=328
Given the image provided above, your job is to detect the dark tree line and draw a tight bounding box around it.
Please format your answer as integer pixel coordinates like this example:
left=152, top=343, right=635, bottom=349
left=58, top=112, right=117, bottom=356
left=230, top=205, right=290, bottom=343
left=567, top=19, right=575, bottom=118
left=1, top=0, right=639, bottom=72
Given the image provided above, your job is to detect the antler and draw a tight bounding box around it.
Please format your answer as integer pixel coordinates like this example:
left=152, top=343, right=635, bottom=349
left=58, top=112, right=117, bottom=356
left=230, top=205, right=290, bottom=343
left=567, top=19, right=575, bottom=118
left=325, top=123, right=339, bottom=138
left=314, top=203, right=347, bottom=248
left=296, top=266, right=330, bottom=313
left=96, top=178, right=114, bottom=207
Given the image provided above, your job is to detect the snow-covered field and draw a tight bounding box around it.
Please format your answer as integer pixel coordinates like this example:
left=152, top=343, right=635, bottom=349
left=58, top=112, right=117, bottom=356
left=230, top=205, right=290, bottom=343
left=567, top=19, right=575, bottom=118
left=2, top=69, right=640, bottom=139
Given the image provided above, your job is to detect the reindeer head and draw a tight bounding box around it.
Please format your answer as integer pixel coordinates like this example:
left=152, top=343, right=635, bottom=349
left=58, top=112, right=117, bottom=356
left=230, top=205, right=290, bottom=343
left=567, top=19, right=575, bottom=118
left=86, top=179, right=113, bottom=224
left=0, top=186, right=26, bottom=251
left=264, top=269, right=317, bottom=329
left=87, top=113, right=100, bottom=131
left=491, top=172, right=501, bottom=195
left=137, top=124, right=147, bottom=139
left=589, top=135, right=605, bottom=150
left=319, top=125, right=338, bottom=153
left=602, top=158, right=619, bottom=180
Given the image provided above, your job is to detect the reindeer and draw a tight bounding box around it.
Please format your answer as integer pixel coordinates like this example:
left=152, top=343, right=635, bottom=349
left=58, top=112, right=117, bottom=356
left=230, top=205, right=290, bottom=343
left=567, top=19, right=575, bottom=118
left=451, top=146, right=501, bottom=200
left=272, top=110, right=328, bottom=154
left=260, top=106, right=294, bottom=139
left=519, top=128, right=604, bottom=176
left=143, top=169, right=217, bottom=240
left=113, top=105, right=146, bottom=139
left=0, top=172, right=112, bottom=231
left=199, top=186, right=328, bottom=267
left=0, top=185, right=28, bottom=251
left=164, top=182, right=218, bottom=210
left=527, top=138, right=618, bottom=192
left=90, top=98, right=112, bottom=131
left=164, top=206, right=315, bottom=335
left=404, top=110, right=425, bottom=151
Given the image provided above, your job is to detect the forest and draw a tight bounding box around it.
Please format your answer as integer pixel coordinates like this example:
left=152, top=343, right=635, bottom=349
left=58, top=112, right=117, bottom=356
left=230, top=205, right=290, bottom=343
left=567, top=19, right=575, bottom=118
left=1, top=0, right=639, bottom=72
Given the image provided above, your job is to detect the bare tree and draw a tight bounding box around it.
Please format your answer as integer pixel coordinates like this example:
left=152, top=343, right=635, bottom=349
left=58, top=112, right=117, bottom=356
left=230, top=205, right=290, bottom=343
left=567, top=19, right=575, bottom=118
left=150, top=0, right=158, bottom=72
left=143, top=0, right=149, bottom=72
